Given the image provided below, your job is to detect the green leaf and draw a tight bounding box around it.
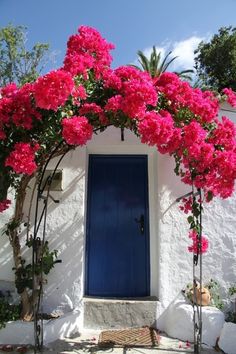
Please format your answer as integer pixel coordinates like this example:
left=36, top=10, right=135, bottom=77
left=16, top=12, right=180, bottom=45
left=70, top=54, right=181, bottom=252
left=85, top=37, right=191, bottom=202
left=207, top=191, right=213, bottom=202
left=187, top=216, right=194, bottom=223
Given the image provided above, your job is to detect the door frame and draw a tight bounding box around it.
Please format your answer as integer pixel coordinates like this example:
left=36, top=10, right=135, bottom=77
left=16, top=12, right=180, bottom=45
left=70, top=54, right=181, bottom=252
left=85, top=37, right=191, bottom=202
left=84, top=137, right=159, bottom=298
left=85, top=154, right=150, bottom=297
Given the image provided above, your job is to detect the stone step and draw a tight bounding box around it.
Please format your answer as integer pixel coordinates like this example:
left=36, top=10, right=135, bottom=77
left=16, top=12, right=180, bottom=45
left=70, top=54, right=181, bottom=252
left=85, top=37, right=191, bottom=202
left=83, top=296, right=162, bottom=330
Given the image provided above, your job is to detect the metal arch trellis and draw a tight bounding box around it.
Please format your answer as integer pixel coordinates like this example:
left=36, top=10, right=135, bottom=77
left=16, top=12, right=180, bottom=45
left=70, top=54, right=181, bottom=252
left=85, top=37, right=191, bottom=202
left=32, top=134, right=203, bottom=353
left=193, top=187, right=203, bottom=354
left=32, top=141, right=69, bottom=353
left=176, top=187, right=203, bottom=354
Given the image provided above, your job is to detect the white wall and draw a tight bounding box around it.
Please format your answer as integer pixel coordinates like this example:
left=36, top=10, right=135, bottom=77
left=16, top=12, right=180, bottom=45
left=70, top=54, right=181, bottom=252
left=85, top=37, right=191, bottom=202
left=157, top=103, right=236, bottom=305
left=0, top=106, right=235, bottom=318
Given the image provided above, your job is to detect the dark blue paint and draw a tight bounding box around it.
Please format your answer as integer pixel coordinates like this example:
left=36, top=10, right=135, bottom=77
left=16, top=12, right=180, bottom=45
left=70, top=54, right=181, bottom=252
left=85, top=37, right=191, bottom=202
left=86, top=155, right=150, bottom=297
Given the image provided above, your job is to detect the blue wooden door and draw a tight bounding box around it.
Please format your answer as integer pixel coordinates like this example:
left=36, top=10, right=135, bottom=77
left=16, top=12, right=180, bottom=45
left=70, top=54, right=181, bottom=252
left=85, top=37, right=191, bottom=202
left=86, top=155, right=150, bottom=297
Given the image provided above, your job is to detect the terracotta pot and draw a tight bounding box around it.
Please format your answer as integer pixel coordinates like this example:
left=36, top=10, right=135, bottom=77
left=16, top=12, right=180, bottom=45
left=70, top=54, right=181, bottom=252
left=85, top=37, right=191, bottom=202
left=191, top=286, right=211, bottom=306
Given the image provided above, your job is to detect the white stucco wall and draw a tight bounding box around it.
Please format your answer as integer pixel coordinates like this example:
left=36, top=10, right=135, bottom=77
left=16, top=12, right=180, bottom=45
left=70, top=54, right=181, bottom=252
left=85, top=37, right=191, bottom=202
left=0, top=106, right=235, bottom=321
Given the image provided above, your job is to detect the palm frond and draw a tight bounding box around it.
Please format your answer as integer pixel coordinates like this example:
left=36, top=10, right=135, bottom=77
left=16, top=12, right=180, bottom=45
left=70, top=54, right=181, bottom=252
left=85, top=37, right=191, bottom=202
left=131, top=46, right=194, bottom=79
left=129, top=64, right=142, bottom=71
left=160, top=52, right=178, bottom=73
left=136, top=50, right=150, bottom=72
left=174, top=69, right=194, bottom=81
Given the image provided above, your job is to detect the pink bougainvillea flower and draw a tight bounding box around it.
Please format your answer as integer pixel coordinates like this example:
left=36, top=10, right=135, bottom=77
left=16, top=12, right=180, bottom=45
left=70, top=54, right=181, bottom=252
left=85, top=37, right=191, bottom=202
left=34, top=69, right=74, bottom=111
left=155, top=72, right=219, bottom=123
left=104, top=95, right=123, bottom=113
left=0, top=97, right=13, bottom=127
left=0, top=25, right=235, bottom=254
left=79, top=103, right=103, bottom=116
left=79, top=103, right=108, bottom=125
left=209, top=150, right=236, bottom=199
left=0, top=83, right=41, bottom=130
left=183, top=142, right=215, bottom=173
left=185, top=340, right=191, bottom=348
left=103, top=68, right=122, bottom=90
left=62, top=116, right=93, bottom=145
left=179, top=197, right=193, bottom=214
left=183, top=121, right=207, bottom=146
left=188, top=89, right=219, bottom=123
left=0, top=199, right=11, bottom=213
left=71, top=85, right=87, bottom=105
left=63, top=25, right=114, bottom=79
left=104, top=66, right=157, bottom=119
left=223, top=88, right=236, bottom=107
left=5, top=143, right=40, bottom=175
left=0, top=129, right=6, bottom=140
left=138, top=110, right=175, bottom=148
left=12, top=83, right=41, bottom=130
left=209, top=116, right=236, bottom=151
left=188, top=230, right=209, bottom=254
left=0, top=83, right=18, bottom=98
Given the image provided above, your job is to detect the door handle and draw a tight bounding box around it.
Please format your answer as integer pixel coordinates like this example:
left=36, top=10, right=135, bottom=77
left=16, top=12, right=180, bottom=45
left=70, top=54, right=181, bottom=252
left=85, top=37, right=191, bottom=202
left=135, top=214, right=144, bottom=235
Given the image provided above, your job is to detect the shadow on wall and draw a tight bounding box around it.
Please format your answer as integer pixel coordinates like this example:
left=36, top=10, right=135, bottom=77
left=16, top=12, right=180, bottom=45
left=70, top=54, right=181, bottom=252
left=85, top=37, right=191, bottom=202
left=0, top=240, right=15, bottom=280
left=0, top=151, right=87, bottom=315
left=39, top=168, right=87, bottom=314
left=43, top=214, right=84, bottom=313
left=43, top=309, right=83, bottom=344
left=155, top=296, right=175, bottom=332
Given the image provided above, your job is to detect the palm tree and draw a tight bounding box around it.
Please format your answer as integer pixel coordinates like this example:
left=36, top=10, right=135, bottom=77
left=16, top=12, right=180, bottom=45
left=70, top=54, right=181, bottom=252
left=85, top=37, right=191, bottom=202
left=131, top=46, right=193, bottom=81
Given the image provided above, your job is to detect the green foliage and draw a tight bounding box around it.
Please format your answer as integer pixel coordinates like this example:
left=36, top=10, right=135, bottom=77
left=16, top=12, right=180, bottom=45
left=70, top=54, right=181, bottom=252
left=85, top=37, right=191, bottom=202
left=226, top=311, right=236, bottom=323
left=194, top=26, right=236, bottom=91
left=0, top=298, right=20, bottom=329
left=0, top=24, right=49, bottom=86
left=185, top=192, right=202, bottom=233
left=184, top=282, right=194, bottom=302
left=40, top=241, right=58, bottom=275
left=3, top=219, right=20, bottom=237
left=205, top=279, right=224, bottom=309
left=14, top=240, right=58, bottom=294
left=0, top=173, right=10, bottom=202
left=229, top=285, right=236, bottom=296
left=226, top=284, right=236, bottom=323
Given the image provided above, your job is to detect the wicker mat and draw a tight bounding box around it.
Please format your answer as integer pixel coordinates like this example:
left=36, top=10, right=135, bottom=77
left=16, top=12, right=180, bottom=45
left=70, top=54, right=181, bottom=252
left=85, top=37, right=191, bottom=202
left=98, top=327, right=160, bottom=347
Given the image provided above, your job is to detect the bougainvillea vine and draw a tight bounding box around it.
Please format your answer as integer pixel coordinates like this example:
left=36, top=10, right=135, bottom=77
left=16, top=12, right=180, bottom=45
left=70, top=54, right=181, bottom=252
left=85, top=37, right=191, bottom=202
left=0, top=25, right=236, bottom=255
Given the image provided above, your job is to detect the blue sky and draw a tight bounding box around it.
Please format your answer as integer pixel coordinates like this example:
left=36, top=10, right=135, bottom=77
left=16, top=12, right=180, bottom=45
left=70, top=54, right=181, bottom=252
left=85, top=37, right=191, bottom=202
left=1, top=0, right=236, bottom=73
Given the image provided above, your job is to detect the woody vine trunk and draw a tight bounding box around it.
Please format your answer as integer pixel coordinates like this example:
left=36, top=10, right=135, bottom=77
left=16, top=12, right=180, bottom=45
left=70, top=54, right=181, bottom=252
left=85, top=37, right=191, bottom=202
left=7, top=175, right=35, bottom=321
left=6, top=147, right=68, bottom=321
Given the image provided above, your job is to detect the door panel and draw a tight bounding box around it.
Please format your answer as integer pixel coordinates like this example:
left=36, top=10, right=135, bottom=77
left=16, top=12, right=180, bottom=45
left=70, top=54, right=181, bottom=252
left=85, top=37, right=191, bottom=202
left=86, top=155, right=150, bottom=297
